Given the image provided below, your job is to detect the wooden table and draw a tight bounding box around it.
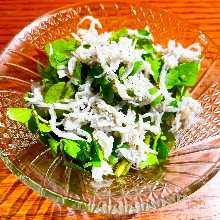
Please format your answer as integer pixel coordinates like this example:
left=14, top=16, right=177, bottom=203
left=0, top=0, right=220, bottom=219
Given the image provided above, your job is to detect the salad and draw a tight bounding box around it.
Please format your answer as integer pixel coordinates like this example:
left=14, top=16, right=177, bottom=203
left=7, top=16, right=202, bottom=182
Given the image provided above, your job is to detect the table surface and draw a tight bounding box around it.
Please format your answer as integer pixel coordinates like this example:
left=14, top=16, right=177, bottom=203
left=1, top=0, right=220, bottom=219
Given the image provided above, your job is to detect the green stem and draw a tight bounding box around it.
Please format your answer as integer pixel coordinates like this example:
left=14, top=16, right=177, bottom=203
left=152, top=133, right=160, bottom=151
left=115, top=159, right=132, bottom=177
left=132, top=38, right=138, bottom=49
left=31, top=105, right=49, bottom=124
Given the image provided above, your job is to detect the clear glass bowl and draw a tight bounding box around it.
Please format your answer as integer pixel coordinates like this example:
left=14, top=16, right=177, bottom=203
left=0, top=1, right=220, bottom=214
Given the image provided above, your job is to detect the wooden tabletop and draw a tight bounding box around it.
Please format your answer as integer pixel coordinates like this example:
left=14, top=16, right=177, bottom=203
left=0, top=0, right=220, bottom=219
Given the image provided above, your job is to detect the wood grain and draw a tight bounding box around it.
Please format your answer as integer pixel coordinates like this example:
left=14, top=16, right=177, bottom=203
left=0, top=0, right=220, bottom=219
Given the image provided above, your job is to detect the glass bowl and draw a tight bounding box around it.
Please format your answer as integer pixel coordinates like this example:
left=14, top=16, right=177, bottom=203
left=0, top=0, right=220, bottom=214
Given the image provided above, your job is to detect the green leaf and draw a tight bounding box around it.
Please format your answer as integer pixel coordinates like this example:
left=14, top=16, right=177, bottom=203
left=81, top=124, right=94, bottom=135
left=148, top=87, right=158, bottom=95
left=118, top=65, right=126, bottom=80
left=92, top=160, right=101, bottom=167
left=117, top=142, right=129, bottom=149
left=37, top=64, right=59, bottom=83
left=44, top=82, right=65, bottom=103
left=45, top=39, right=78, bottom=56
left=41, top=79, right=53, bottom=92
left=166, top=69, right=181, bottom=89
left=161, top=129, right=176, bottom=149
left=45, top=39, right=79, bottom=68
left=62, top=85, right=74, bottom=101
left=24, top=92, right=32, bottom=100
left=145, top=57, right=162, bottom=82
left=109, top=154, right=119, bottom=166
left=130, top=61, right=142, bottom=76
left=166, top=61, right=200, bottom=89
left=137, top=29, right=150, bottom=36
left=89, top=64, right=104, bottom=78
left=72, top=60, right=82, bottom=85
left=83, top=161, right=93, bottom=168
left=83, top=44, right=91, bottom=49
left=39, top=133, right=49, bottom=145
left=93, top=140, right=104, bottom=161
left=30, top=107, right=51, bottom=133
left=169, top=100, right=179, bottom=108
left=127, top=89, right=135, bottom=97
left=161, top=112, right=176, bottom=130
left=157, top=139, right=169, bottom=160
left=112, top=137, right=122, bottom=150
left=48, top=138, right=60, bottom=157
left=148, top=154, right=159, bottom=166
left=178, top=62, right=200, bottom=86
left=63, top=139, right=81, bottom=159
left=148, top=87, right=163, bottom=107
left=81, top=63, right=91, bottom=83
left=35, top=107, right=49, bottom=119
left=144, top=134, right=151, bottom=144
left=100, top=78, right=114, bottom=104
left=28, top=116, right=38, bottom=134
left=7, top=108, right=32, bottom=123
left=135, top=38, right=154, bottom=53
left=152, top=96, right=163, bottom=107
left=38, top=123, right=51, bottom=133
left=111, top=28, right=128, bottom=42
left=75, top=140, right=91, bottom=162
left=143, top=44, right=154, bottom=54
left=139, top=153, right=159, bottom=169
left=49, top=54, right=66, bottom=69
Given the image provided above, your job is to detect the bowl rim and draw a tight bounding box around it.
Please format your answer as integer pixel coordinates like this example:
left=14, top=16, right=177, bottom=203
left=1, top=0, right=220, bottom=214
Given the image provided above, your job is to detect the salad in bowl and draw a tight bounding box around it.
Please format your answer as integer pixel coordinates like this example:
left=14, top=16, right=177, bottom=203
left=7, top=16, right=203, bottom=182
